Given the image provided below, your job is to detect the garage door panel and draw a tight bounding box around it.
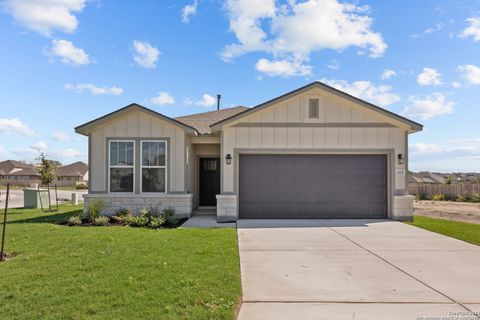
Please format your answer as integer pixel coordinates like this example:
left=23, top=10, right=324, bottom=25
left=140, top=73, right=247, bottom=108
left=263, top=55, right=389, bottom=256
left=239, top=154, right=388, bottom=219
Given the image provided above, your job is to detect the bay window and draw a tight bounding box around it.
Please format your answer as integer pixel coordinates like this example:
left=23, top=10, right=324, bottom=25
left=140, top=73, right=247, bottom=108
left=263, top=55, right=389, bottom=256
left=109, top=140, right=134, bottom=193
left=141, top=141, right=167, bottom=193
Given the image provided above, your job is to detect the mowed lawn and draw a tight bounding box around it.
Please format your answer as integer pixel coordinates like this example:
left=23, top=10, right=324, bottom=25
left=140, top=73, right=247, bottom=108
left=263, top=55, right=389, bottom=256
left=408, top=215, right=480, bottom=246
left=0, top=205, right=241, bottom=320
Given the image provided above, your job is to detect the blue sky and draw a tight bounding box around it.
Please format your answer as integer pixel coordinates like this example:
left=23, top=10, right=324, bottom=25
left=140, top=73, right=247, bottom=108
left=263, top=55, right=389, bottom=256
left=0, top=0, right=479, bottom=172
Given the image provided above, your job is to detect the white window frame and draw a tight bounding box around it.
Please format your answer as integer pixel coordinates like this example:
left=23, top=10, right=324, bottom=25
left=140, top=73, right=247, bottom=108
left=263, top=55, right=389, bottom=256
left=108, top=140, right=135, bottom=194
left=140, top=140, right=168, bottom=194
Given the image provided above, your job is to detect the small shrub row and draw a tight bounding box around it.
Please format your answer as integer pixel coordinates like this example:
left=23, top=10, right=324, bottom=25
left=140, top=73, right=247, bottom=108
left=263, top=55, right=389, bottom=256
left=75, top=184, right=88, bottom=190
left=415, top=193, right=480, bottom=203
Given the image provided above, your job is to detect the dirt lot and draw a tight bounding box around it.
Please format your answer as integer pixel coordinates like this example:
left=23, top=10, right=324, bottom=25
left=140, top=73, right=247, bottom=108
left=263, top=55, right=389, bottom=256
left=414, top=200, right=480, bottom=224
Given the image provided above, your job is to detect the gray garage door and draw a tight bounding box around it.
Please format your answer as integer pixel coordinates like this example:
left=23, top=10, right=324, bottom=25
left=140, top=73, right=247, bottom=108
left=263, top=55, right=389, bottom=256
left=239, top=154, right=388, bottom=219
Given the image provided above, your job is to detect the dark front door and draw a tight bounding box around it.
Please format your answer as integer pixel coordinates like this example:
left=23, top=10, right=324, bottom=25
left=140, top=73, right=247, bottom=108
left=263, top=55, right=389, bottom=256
left=199, top=158, right=220, bottom=206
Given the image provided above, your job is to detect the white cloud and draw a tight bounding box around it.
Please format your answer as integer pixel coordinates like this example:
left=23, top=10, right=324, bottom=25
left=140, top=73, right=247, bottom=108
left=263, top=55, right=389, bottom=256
left=196, top=94, right=216, bottom=107
left=321, top=79, right=401, bottom=107
left=417, top=67, right=443, bottom=86
left=32, top=141, right=48, bottom=152
left=451, top=81, right=462, bottom=88
left=255, top=58, right=312, bottom=77
left=0, top=118, right=35, bottom=136
left=1, top=0, right=86, bottom=37
left=411, top=139, right=480, bottom=156
left=402, top=93, right=454, bottom=120
left=222, top=0, right=386, bottom=76
left=459, top=17, right=480, bottom=42
left=51, top=131, right=70, bottom=141
left=457, top=64, right=480, bottom=85
left=133, top=40, right=160, bottom=69
left=150, top=92, right=175, bottom=106
left=52, top=148, right=80, bottom=158
left=327, top=59, right=339, bottom=70
left=64, top=83, right=123, bottom=95
left=182, top=0, right=198, bottom=23
left=49, top=39, right=89, bottom=66
left=380, top=69, right=396, bottom=80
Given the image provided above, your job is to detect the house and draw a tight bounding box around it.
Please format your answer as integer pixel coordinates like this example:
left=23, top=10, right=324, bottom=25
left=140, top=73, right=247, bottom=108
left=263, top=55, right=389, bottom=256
left=0, top=160, right=40, bottom=185
left=75, top=81, right=422, bottom=221
left=411, top=172, right=446, bottom=184
left=55, top=161, right=88, bottom=183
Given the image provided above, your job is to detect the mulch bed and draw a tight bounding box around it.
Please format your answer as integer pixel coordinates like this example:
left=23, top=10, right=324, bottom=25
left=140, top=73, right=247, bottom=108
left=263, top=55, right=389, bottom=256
left=58, top=217, right=188, bottom=229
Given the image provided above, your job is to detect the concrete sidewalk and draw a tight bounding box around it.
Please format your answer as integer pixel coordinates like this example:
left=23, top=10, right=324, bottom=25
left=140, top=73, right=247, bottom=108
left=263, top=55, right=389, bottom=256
left=236, top=219, right=480, bottom=320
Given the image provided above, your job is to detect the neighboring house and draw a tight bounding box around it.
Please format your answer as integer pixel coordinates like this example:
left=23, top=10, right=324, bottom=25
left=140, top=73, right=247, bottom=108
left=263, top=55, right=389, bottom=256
left=411, top=172, right=447, bottom=184
left=75, top=81, right=423, bottom=221
left=0, top=160, right=40, bottom=184
left=56, top=161, right=88, bottom=183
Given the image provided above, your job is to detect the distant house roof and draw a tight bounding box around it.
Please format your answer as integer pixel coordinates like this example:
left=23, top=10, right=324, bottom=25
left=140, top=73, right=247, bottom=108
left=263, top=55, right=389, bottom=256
left=175, top=106, right=249, bottom=134
left=57, top=161, right=88, bottom=177
left=0, top=160, right=32, bottom=175
left=9, top=166, right=40, bottom=177
left=410, top=172, right=446, bottom=184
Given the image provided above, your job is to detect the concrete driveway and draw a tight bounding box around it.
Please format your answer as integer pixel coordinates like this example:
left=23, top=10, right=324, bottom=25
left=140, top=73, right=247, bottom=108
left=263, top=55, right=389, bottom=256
left=236, top=219, right=480, bottom=320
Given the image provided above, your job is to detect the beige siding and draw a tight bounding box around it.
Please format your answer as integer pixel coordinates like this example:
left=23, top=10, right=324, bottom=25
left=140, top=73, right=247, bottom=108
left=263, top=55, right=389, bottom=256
left=221, top=87, right=408, bottom=194
left=88, top=109, right=186, bottom=193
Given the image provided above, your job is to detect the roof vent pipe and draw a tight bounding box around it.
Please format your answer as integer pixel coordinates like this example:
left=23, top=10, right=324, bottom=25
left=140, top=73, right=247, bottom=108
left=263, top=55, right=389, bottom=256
left=217, top=94, right=221, bottom=110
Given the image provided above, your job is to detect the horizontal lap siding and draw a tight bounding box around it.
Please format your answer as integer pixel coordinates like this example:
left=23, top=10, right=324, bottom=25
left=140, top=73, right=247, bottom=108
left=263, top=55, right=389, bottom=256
left=89, top=109, right=185, bottom=193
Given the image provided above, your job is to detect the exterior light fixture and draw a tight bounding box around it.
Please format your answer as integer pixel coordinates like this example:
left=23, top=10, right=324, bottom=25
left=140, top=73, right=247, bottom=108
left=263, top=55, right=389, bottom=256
left=225, top=153, right=232, bottom=165
left=397, top=154, right=404, bottom=165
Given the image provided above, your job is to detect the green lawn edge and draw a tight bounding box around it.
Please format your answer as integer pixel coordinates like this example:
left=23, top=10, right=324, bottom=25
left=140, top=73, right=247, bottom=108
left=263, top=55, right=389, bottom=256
left=407, top=215, right=480, bottom=246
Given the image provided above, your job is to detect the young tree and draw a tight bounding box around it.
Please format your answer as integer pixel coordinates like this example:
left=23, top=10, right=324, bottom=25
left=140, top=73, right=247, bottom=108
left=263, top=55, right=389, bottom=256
left=37, top=153, right=58, bottom=211
left=445, top=176, right=454, bottom=185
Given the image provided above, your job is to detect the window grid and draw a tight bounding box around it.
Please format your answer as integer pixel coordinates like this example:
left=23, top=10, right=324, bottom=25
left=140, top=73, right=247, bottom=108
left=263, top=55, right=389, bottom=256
left=108, top=140, right=135, bottom=193
left=141, top=140, right=167, bottom=193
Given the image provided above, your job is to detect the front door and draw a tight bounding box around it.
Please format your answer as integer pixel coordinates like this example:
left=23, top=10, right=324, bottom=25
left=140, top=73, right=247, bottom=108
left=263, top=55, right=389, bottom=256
left=199, top=158, right=220, bottom=206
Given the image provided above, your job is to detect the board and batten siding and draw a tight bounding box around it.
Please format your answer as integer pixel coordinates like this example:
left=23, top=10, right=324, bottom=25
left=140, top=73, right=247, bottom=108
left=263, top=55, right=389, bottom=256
left=89, top=109, right=186, bottom=193
left=222, top=87, right=408, bottom=194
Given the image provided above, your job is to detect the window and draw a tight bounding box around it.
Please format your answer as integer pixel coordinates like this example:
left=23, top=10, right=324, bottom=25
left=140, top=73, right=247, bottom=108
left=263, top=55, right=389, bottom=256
left=309, top=98, right=319, bottom=118
left=141, top=141, right=167, bottom=193
left=109, top=140, right=134, bottom=193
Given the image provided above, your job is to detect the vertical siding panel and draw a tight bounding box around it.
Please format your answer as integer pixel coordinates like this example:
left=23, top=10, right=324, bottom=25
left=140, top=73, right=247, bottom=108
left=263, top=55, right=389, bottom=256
left=236, top=127, right=249, bottom=148
left=114, top=118, right=126, bottom=136
left=312, top=128, right=326, bottom=148
left=223, top=128, right=235, bottom=192
left=175, top=128, right=184, bottom=192
left=352, top=128, right=365, bottom=148
left=139, top=113, right=150, bottom=137
left=249, top=127, right=262, bottom=148
left=275, top=128, right=287, bottom=148
left=126, top=112, right=137, bottom=137
left=325, top=128, right=339, bottom=148
left=338, top=128, right=352, bottom=148
left=300, top=128, right=313, bottom=148
left=376, top=128, right=390, bottom=148
left=326, top=98, right=339, bottom=122
left=262, top=128, right=275, bottom=148
left=287, top=98, right=301, bottom=122
left=287, top=127, right=300, bottom=148
left=365, top=128, right=377, bottom=148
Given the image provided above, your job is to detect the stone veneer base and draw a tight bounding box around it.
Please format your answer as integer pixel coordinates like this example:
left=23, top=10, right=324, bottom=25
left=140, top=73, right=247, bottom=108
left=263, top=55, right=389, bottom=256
left=216, top=194, right=238, bottom=222
left=392, top=195, right=415, bottom=222
left=83, top=193, right=193, bottom=217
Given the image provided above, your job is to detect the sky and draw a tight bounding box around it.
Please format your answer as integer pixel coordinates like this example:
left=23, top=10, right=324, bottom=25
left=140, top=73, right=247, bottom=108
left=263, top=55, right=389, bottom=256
left=0, top=0, right=479, bottom=173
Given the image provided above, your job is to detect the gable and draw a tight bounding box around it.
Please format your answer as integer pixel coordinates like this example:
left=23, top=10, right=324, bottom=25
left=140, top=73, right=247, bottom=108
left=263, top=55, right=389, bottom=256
left=75, top=104, right=195, bottom=136
left=211, top=82, right=422, bottom=133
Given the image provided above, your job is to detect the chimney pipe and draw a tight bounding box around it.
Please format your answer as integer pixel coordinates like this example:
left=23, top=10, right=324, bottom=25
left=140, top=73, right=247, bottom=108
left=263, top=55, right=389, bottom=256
left=217, top=94, right=221, bottom=110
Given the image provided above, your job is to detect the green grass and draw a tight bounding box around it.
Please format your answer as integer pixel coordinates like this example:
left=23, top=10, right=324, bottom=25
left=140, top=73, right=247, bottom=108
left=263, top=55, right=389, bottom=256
left=0, top=205, right=241, bottom=319
left=408, top=215, right=480, bottom=246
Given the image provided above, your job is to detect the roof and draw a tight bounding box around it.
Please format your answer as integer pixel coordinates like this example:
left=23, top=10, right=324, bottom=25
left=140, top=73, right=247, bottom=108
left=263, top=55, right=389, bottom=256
left=0, top=160, right=33, bottom=175
left=8, top=166, right=40, bottom=177
left=57, top=161, right=88, bottom=177
left=210, top=81, right=423, bottom=133
left=75, top=103, right=197, bottom=136
left=175, top=106, right=249, bottom=134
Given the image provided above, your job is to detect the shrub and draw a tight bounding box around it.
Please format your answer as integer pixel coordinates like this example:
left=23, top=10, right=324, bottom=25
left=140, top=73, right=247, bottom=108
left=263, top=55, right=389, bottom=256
left=126, top=208, right=165, bottom=229
left=75, top=184, right=88, bottom=190
left=163, top=207, right=178, bottom=225
left=431, top=194, right=445, bottom=201
left=67, top=215, right=82, bottom=226
left=417, top=193, right=432, bottom=201
left=94, top=216, right=109, bottom=226
left=86, top=199, right=105, bottom=223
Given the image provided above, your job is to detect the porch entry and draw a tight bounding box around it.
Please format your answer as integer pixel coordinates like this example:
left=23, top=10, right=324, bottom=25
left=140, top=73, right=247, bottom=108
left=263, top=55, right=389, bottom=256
left=199, top=158, right=220, bottom=207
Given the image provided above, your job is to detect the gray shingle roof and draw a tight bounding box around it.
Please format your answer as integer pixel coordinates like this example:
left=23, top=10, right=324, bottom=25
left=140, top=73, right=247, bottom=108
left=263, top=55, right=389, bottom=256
left=57, top=161, right=88, bottom=177
left=175, top=106, right=249, bottom=134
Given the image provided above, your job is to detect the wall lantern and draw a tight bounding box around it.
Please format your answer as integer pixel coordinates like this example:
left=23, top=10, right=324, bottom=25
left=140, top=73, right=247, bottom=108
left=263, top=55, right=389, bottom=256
left=225, top=153, right=232, bottom=165
left=397, top=153, right=404, bottom=165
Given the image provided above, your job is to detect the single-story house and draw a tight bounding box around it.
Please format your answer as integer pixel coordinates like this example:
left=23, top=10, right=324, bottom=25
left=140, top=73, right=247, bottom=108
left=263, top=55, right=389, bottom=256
left=0, top=160, right=40, bottom=183
left=55, top=161, right=88, bottom=182
left=75, top=81, right=422, bottom=221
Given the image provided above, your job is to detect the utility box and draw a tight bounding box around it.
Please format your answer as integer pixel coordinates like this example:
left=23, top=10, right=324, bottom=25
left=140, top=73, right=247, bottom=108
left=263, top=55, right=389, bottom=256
left=23, top=188, right=49, bottom=209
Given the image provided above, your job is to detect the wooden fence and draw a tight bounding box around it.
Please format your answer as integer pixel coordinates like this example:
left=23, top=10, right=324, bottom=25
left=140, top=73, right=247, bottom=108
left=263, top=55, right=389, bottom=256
left=409, top=183, right=480, bottom=197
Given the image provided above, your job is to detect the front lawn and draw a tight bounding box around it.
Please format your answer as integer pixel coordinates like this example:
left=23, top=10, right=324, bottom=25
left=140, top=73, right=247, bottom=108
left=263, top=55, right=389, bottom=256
left=407, top=215, right=480, bottom=246
left=0, top=205, right=241, bottom=319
